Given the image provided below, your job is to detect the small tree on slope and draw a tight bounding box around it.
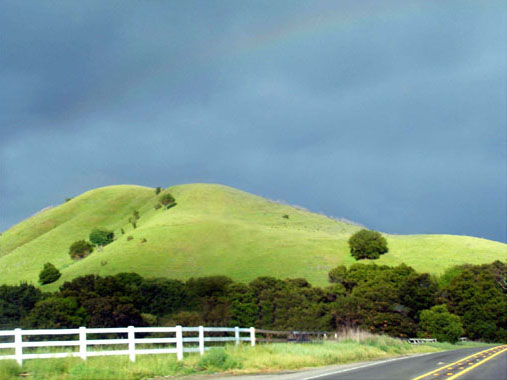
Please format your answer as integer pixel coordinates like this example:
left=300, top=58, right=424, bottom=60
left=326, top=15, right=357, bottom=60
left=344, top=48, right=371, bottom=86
left=39, top=263, right=61, bottom=285
left=348, top=229, right=388, bottom=260
left=89, top=228, right=114, bottom=247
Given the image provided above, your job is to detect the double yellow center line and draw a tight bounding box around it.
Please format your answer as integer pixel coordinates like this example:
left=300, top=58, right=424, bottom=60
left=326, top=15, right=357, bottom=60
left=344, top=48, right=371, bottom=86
left=411, top=345, right=507, bottom=380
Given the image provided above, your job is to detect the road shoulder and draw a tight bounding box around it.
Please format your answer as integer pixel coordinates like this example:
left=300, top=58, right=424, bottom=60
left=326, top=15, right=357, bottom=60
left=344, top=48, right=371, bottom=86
left=153, top=352, right=435, bottom=380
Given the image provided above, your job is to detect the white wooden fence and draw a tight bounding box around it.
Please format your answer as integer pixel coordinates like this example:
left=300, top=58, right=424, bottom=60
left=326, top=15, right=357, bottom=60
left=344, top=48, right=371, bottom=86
left=0, top=326, right=255, bottom=365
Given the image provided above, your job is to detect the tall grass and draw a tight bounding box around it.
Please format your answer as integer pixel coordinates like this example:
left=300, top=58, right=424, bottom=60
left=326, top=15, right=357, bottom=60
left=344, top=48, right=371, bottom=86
left=0, top=333, right=489, bottom=380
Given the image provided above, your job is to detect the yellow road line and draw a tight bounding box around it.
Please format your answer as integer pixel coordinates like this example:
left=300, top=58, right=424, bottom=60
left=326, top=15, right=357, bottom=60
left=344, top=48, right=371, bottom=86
left=411, top=346, right=505, bottom=380
left=447, top=347, right=507, bottom=380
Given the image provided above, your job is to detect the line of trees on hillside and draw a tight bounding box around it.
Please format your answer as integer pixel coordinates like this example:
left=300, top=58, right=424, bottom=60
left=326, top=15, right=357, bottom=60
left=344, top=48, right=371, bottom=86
left=0, top=261, right=505, bottom=343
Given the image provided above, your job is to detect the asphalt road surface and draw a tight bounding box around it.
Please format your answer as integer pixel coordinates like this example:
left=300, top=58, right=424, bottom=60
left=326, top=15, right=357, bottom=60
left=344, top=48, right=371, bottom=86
left=217, top=345, right=506, bottom=380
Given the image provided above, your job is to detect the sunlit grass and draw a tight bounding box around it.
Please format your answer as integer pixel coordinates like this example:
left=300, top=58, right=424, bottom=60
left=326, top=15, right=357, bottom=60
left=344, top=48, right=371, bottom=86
left=0, top=183, right=505, bottom=288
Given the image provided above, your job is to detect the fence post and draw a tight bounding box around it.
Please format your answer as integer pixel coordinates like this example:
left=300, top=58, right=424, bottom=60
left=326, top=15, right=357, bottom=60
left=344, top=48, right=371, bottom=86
left=79, top=327, right=87, bottom=360
left=128, top=326, right=136, bottom=362
left=235, top=326, right=240, bottom=346
left=198, top=326, right=204, bottom=355
left=176, top=325, right=183, bottom=361
left=249, top=327, right=255, bottom=347
left=14, top=328, right=22, bottom=366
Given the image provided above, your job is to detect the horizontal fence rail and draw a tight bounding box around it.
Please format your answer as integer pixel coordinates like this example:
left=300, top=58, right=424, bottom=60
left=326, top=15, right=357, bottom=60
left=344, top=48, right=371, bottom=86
left=0, top=326, right=442, bottom=364
left=0, top=326, right=255, bottom=365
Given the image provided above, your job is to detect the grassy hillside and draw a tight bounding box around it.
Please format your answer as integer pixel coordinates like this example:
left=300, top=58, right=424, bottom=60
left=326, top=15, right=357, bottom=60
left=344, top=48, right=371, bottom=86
left=0, top=183, right=505, bottom=288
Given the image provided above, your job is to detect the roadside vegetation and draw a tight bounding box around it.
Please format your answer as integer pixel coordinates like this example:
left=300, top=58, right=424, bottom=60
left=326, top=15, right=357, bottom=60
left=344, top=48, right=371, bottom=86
left=1, top=261, right=505, bottom=343
left=0, top=334, right=489, bottom=380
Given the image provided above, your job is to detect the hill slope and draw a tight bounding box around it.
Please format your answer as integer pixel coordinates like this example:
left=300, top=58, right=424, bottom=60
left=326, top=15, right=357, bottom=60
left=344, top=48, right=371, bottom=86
left=0, top=183, right=505, bottom=288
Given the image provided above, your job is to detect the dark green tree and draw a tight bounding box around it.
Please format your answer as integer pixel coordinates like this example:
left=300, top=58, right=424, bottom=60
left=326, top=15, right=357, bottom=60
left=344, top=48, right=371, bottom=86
left=68, top=240, right=94, bottom=260
left=439, top=261, right=507, bottom=342
left=419, top=305, right=464, bottom=343
left=155, top=187, right=162, bottom=195
left=38, top=263, right=61, bottom=285
left=227, top=283, right=258, bottom=328
left=159, top=193, right=176, bottom=208
left=24, top=297, right=87, bottom=329
left=89, top=228, right=114, bottom=246
left=0, top=284, right=42, bottom=329
left=348, top=229, right=388, bottom=260
left=139, top=278, right=187, bottom=316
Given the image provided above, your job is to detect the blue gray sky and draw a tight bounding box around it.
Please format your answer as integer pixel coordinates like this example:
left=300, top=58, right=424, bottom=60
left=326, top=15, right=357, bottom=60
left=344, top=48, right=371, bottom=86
left=1, top=0, right=506, bottom=242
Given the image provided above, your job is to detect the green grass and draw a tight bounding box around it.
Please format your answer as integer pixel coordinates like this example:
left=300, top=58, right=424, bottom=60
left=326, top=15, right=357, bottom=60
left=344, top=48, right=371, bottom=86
left=0, top=338, right=490, bottom=380
left=0, top=183, right=505, bottom=288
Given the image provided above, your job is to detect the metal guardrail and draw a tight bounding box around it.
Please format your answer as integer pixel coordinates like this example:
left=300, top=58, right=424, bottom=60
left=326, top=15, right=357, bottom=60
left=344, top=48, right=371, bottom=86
left=408, top=338, right=437, bottom=344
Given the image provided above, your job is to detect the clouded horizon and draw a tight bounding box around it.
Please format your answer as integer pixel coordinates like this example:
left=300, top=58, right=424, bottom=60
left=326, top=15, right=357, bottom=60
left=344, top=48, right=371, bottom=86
left=1, top=0, right=506, bottom=242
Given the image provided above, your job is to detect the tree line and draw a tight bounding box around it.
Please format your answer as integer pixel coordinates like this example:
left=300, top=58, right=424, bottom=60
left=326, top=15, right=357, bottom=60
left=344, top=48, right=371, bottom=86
left=0, top=261, right=505, bottom=343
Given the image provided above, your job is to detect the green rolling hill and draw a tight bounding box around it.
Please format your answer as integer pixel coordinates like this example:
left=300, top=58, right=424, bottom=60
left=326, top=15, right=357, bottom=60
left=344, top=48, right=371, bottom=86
left=0, top=183, right=505, bottom=288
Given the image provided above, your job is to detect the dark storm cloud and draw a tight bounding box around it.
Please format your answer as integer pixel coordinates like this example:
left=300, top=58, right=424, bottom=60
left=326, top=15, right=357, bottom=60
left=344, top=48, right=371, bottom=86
left=0, top=0, right=505, bottom=242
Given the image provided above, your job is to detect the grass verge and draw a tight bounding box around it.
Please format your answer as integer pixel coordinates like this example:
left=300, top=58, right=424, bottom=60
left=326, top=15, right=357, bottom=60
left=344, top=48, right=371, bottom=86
left=0, top=335, right=490, bottom=380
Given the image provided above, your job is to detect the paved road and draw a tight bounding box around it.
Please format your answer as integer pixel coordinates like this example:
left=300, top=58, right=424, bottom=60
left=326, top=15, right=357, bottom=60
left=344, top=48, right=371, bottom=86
left=457, top=350, right=506, bottom=380
left=212, top=345, right=506, bottom=380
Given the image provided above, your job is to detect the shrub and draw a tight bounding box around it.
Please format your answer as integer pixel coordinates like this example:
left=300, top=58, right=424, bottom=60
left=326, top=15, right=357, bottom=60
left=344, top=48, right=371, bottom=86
left=155, top=187, right=162, bottom=195
left=159, top=193, right=176, bottom=208
left=165, top=311, right=204, bottom=327
left=39, top=263, right=61, bottom=285
left=141, top=313, right=157, bottom=326
left=154, top=203, right=162, bottom=210
left=283, top=214, right=289, bottom=219
left=129, top=210, right=140, bottom=229
left=126, top=236, right=133, bottom=241
left=69, top=240, right=93, bottom=260
left=89, top=228, right=114, bottom=247
left=197, top=348, right=242, bottom=370
left=348, top=229, right=388, bottom=260
left=419, top=305, right=464, bottom=343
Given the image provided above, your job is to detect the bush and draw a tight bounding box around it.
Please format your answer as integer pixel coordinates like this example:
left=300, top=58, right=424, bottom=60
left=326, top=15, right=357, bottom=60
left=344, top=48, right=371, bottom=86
left=68, top=240, right=93, bottom=260
left=127, top=235, right=133, bottom=241
left=154, top=203, right=162, bottom=210
left=197, top=348, right=242, bottom=370
left=155, top=187, right=162, bottom=195
left=348, top=229, right=388, bottom=260
left=129, top=210, right=140, bottom=229
left=159, top=193, right=176, bottom=208
left=39, top=263, right=61, bottom=285
left=89, top=228, right=114, bottom=247
left=165, top=311, right=204, bottom=327
left=419, top=305, right=464, bottom=343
